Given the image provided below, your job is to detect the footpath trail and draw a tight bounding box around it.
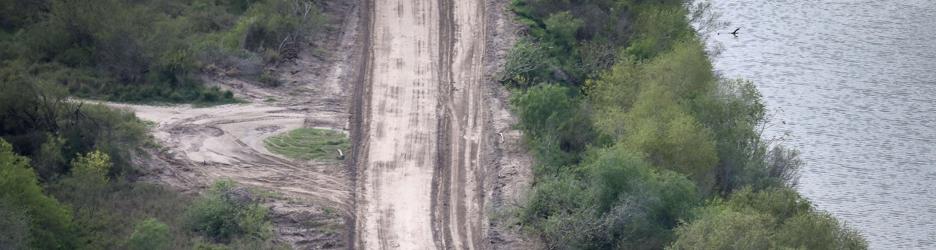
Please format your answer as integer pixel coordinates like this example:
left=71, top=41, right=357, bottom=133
left=354, top=0, right=486, bottom=249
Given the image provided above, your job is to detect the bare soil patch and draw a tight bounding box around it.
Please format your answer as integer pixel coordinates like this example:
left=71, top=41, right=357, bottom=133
left=115, top=0, right=367, bottom=248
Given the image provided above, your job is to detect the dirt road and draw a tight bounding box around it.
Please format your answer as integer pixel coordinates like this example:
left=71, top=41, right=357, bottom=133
left=354, top=0, right=487, bottom=249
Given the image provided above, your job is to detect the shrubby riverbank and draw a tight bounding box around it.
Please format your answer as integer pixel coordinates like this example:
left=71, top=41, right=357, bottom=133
left=501, top=0, right=867, bottom=248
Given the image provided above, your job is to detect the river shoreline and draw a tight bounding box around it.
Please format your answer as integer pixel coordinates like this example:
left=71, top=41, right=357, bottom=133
left=707, top=1, right=936, bottom=248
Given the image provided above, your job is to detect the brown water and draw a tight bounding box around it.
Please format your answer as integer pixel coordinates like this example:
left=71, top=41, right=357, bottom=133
left=707, top=1, right=936, bottom=248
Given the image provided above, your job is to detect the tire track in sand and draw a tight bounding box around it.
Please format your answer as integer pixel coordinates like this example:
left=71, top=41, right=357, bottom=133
left=440, top=0, right=486, bottom=249
left=356, top=0, right=441, bottom=248
left=355, top=0, right=485, bottom=249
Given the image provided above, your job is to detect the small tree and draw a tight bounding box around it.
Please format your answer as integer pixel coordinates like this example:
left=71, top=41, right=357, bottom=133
left=126, top=218, right=172, bottom=250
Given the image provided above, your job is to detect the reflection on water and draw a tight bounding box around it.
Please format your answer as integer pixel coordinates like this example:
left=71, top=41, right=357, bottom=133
left=707, top=0, right=936, bottom=249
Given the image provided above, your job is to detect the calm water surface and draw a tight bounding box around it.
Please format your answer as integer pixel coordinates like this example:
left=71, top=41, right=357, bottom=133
left=708, top=1, right=936, bottom=249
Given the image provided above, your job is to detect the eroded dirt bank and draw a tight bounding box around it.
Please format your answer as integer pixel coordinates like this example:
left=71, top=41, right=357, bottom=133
left=478, top=0, right=538, bottom=248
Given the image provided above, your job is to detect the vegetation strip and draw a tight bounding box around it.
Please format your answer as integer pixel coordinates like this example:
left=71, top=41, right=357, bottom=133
left=504, top=0, right=867, bottom=249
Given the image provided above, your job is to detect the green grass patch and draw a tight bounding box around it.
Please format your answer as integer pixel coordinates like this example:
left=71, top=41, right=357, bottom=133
left=264, top=128, right=349, bottom=161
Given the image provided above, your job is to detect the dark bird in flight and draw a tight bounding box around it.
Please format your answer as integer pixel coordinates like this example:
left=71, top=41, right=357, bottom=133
left=729, top=27, right=741, bottom=37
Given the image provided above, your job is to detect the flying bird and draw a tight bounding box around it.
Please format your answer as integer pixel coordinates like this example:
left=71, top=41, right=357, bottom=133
left=729, top=27, right=741, bottom=37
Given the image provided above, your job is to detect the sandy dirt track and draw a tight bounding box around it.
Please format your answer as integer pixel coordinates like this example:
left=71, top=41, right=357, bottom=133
left=436, top=0, right=486, bottom=249
left=353, top=0, right=487, bottom=249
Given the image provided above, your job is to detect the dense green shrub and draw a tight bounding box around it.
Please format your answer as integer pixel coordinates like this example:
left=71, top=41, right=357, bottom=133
left=509, top=0, right=637, bottom=85
left=620, top=85, right=718, bottom=192
left=521, top=147, right=698, bottom=249
left=542, top=11, right=583, bottom=49
left=184, top=180, right=272, bottom=243
left=667, top=204, right=773, bottom=250
left=499, top=39, right=551, bottom=88
left=511, top=84, right=596, bottom=169
left=585, top=147, right=698, bottom=249
left=625, top=5, right=693, bottom=60
left=127, top=218, right=172, bottom=250
left=0, top=139, right=76, bottom=249
left=669, top=188, right=867, bottom=249
left=774, top=211, right=867, bottom=249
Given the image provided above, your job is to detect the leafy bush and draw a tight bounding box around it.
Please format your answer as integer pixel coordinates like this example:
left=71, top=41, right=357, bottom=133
left=521, top=147, right=699, bottom=249
left=774, top=211, right=867, bottom=249
left=667, top=204, right=773, bottom=250
left=621, top=84, right=718, bottom=192
left=511, top=84, right=595, bottom=169
left=506, top=0, right=638, bottom=85
left=127, top=218, right=172, bottom=250
left=184, top=180, right=271, bottom=243
left=669, top=187, right=867, bottom=250
left=585, top=147, right=698, bottom=249
left=543, top=11, right=583, bottom=49
left=626, top=5, right=693, bottom=60
left=0, top=139, right=76, bottom=249
left=499, top=39, right=551, bottom=88
left=71, top=150, right=111, bottom=179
